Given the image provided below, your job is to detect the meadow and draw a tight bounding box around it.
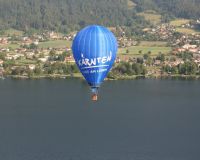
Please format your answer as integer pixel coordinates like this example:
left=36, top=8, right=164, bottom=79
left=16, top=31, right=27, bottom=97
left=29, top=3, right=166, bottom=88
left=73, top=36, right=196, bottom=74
left=137, top=10, right=161, bottom=25
left=176, top=28, right=200, bottom=34
left=118, top=46, right=171, bottom=56
left=170, top=19, right=190, bottom=27
left=38, top=40, right=72, bottom=49
left=170, top=19, right=200, bottom=34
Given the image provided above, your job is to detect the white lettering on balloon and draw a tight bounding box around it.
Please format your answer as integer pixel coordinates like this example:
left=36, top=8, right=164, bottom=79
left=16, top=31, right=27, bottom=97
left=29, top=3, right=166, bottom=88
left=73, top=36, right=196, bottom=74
left=78, top=51, right=112, bottom=70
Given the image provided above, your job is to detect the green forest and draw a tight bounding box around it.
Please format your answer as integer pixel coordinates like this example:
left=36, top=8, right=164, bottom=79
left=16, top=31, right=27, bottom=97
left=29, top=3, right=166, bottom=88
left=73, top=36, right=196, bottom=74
left=134, top=0, right=200, bottom=19
left=0, top=0, right=200, bottom=33
left=0, top=0, right=142, bottom=32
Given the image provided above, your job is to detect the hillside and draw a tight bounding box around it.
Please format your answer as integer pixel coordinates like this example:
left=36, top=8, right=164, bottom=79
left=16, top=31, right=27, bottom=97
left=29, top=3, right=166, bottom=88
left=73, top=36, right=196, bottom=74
left=0, top=0, right=200, bottom=33
left=133, top=0, right=200, bottom=19
left=0, top=0, right=144, bottom=32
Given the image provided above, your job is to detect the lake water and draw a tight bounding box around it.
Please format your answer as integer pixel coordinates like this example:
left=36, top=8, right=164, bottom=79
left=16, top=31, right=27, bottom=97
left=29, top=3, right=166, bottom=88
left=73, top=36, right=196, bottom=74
left=0, top=79, right=200, bottom=160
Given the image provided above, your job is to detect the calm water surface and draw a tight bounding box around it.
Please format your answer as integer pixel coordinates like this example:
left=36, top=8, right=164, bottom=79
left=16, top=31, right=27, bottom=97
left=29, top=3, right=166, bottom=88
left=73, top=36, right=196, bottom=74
left=0, top=79, right=200, bottom=160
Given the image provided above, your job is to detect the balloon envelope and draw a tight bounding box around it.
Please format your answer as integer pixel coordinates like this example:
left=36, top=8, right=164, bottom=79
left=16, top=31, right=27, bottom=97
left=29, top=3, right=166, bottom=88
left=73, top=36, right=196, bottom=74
left=72, top=25, right=118, bottom=88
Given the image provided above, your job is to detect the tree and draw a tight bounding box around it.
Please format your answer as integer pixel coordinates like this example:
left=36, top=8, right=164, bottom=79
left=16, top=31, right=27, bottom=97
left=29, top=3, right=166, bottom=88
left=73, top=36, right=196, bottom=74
left=29, top=43, right=38, bottom=50
left=49, top=50, right=56, bottom=56
left=126, top=49, right=129, bottom=54
left=148, top=51, right=152, bottom=55
left=146, top=57, right=153, bottom=66
left=34, top=67, right=42, bottom=75
left=139, top=50, right=143, bottom=54
left=178, top=62, right=198, bottom=75
left=0, top=53, right=6, bottom=60
left=143, top=53, right=150, bottom=60
left=137, top=57, right=144, bottom=64
left=178, top=52, right=193, bottom=61
left=156, top=53, right=165, bottom=62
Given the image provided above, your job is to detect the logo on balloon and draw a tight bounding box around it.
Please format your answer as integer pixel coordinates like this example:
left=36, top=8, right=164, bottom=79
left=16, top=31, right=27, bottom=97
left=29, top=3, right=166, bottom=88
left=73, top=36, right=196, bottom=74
left=78, top=51, right=112, bottom=70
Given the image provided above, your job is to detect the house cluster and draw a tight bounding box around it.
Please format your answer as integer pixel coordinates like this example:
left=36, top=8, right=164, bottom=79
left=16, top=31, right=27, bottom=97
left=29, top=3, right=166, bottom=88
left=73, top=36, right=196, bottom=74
left=175, top=44, right=200, bottom=54
left=187, top=19, right=200, bottom=30
left=146, top=24, right=176, bottom=40
left=64, top=55, right=75, bottom=63
left=21, top=36, right=39, bottom=45
left=41, top=31, right=76, bottom=41
left=110, top=27, right=137, bottom=48
left=0, top=59, right=3, bottom=66
left=173, top=33, right=200, bottom=46
left=181, top=22, right=195, bottom=29
left=0, top=44, right=76, bottom=77
left=164, top=59, right=184, bottom=67
left=63, top=33, right=76, bottom=41
left=118, top=37, right=137, bottom=48
left=3, top=46, right=72, bottom=61
left=0, top=30, right=82, bottom=77
left=0, top=37, right=8, bottom=45
left=0, top=58, right=5, bottom=76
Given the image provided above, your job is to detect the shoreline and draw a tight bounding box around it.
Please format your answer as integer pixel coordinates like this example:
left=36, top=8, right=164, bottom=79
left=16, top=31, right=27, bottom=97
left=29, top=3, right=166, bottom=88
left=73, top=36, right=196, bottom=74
left=2, top=74, right=200, bottom=81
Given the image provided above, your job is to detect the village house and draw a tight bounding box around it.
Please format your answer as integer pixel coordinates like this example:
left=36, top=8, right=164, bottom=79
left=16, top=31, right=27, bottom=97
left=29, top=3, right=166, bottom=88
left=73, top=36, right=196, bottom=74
left=0, top=48, right=10, bottom=52
left=177, top=48, right=186, bottom=52
left=0, top=37, right=8, bottom=44
left=115, top=57, right=121, bottom=63
left=22, top=37, right=33, bottom=45
left=33, top=41, right=39, bottom=45
left=38, top=56, right=49, bottom=63
left=35, top=35, right=45, bottom=41
left=182, top=44, right=197, bottom=50
left=64, top=56, right=75, bottom=63
left=39, top=49, right=49, bottom=56
left=164, top=59, right=184, bottom=67
left=5, top=53, right=24, bottom=60
left=48, top=31, right=61, bottom=40
left=54, top=48, right=66, bottom=55
left=171, top=59, right=184, bottom=67
left=25, top=52, right=35, bottom=59
left=194, top=59, right=200, bottom=67
left=154, top=60, right=161, bottom=66
left=0, top=67, right=4, bottom=77
left=15, top=48, right=27, bottom=53
left=28, top=64, right=36, bottom=70
left=66, top=48, right=71, bottom=51
left=0, top=59, right=4, bottom=66
left=63, top=34, right=74, bottom=41
left=189, top=48, right=199, bottom=53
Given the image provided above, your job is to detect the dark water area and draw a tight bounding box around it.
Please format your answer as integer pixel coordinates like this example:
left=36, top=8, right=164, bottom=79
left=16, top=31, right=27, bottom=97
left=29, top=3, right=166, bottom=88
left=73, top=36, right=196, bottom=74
left=0, top=79, right=200, bottom=160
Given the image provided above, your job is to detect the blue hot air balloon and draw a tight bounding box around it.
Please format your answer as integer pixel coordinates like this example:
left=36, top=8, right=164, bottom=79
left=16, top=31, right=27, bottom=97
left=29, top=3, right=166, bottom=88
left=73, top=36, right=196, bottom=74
left=72, top=25, right=118, bottom=101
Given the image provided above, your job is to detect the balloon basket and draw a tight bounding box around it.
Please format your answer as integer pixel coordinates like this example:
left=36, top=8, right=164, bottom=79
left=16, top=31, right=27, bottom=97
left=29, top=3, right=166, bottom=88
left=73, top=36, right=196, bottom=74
left=92, top=94, right=98, bottom=101
left=91, top=87, right=99, bottom=101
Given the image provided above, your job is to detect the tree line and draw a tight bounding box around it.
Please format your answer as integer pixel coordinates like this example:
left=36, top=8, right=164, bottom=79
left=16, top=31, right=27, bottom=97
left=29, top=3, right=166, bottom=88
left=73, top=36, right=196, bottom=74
left=1, top=0, right=200, bottom=33
left=133, top=0, right=200, bottom=20
left=0, top=0, right=142, bottom=33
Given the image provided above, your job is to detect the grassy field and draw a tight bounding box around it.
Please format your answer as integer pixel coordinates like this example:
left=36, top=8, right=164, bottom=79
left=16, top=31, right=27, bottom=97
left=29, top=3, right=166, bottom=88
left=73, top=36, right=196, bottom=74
left=170, top=19, right=200, bottom=34
left=137, top=11, right=161, bottom=25
left=38, top=40, right=72, bottom=48
left=118, top=46, right=172, bottom=57
left=118, top=41, right=171, bottom=58
left=170, top=19, right=190, bottom=27
left=4, top=29, right=24, bottom=36
left=0, top=43, right=20, bottom=49
left=1, top=40, right=72, bottom=49
left=16, top=59, right=37, bottom=65
left=176, top=28, right=200, bottom=34
left=139, top=41, right=167, bottom=47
